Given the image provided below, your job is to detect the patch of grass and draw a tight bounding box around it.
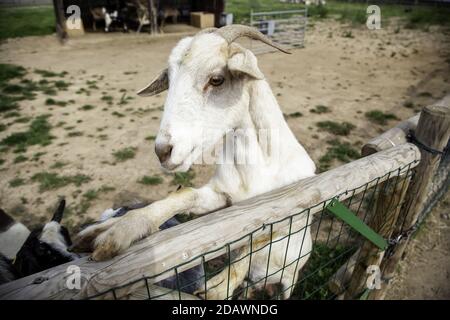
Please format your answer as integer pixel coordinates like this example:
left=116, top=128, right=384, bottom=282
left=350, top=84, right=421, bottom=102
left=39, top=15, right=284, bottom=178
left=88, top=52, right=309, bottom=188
left=83, top=189, right=99, bottom=201
left=80, top=104, right=95, bottom=111
left=342, top=30, right=354, bottom=38
left=14, top=116, right=31, bottom=124
left=226, top=1, right=450, bottom=27
left=172, top=170, right=195, bottom=187
left=32, top=152, right=46, bottom=161
left=365, top=110, right=399, bottom=125
left=101, top=95, right=114, bottom=105
left=76, top=88, right=90, bottom=96
left=53, top=80, right=70, bottom=90
left=292, top=242, right=355, bottom=300
left=9, top=177, right=25, bottom=188
left=0, top=95, right=20, bottom=113
left=67, top=131, right=83, bottom=137
left=417, top=91, right=432, bottom=97
left=0, top=64, right=26, bottom=83
left=112, top=111, right=125, bottom=118
left=318, top=139, right=360, bottom=172
left=226, top=0, right=309, bottom=23
left=308, top=3, right=328, bottom=19
left=310, top=105, right=330, bottom=114
left=118, top=93, right=133, bottom=105
left=98, top=134, right=108, bottom=141
left=35, top=69, right=67, bottom=78
left=403, top=101, right=414, bottom=109
left=138, top=175, right=163, bottom=186
left=50, top=161, right=67, bottom=169
left=3, top=111, right=20, bottom=118
left=1, top=115, right=54, bottom=150
left=31, top=172, right=91, bottom=192
left=288, top=112, right=303, bottom=118
left=112, top=147, right=137, bottom=162
left=45, top=98, right=67, bottom=107
left=99, top=185, right=116, bottom=193
left=316, top=121, right=355, bottom=136
left=0, top=6, right=55, bottom=40
left=0, top=123, right=6, bottom=132
left=145, top=135, right=156, bottom=141
left=13, top=155, right=28, bottom=163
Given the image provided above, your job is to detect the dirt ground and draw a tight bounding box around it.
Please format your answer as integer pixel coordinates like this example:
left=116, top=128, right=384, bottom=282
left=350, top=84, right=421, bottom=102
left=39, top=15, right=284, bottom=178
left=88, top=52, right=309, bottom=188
left=386, top=191, right=450, bottom=300
left=0, top=20, right=449, bottom=298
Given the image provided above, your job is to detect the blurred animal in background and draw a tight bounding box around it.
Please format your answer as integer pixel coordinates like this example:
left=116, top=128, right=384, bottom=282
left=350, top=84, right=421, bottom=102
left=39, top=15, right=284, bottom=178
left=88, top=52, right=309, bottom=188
left=124, top=0, right=154, bottom=33
left=159, top=6, right=180, bottom=29
left=0, top=199, right=78, bottom=284
left=90, top=7, right=128, bottom=32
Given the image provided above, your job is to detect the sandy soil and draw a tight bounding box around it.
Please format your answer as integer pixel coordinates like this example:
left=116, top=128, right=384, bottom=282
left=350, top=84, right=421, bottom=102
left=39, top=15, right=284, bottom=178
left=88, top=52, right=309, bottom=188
left=0, top=20, right=449, bottom=297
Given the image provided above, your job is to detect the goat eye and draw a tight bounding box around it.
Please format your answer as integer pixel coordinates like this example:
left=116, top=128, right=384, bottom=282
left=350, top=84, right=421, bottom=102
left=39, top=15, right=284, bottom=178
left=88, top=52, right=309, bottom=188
left=209, top=75, right=225, bottom=87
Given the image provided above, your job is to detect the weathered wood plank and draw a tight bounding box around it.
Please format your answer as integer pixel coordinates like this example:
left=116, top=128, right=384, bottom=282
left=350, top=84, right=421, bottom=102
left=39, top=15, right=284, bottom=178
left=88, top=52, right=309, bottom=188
left=328, top=249, right=359, bottom=295
left=0, top=144, right=420, bottom=300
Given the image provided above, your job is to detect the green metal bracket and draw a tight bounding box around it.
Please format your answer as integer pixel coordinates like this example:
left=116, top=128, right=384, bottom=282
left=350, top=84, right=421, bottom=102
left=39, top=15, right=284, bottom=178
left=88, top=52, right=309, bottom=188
left=359, top=288, right=370, bottom=300
left=326, top=198, right=388, bottom=251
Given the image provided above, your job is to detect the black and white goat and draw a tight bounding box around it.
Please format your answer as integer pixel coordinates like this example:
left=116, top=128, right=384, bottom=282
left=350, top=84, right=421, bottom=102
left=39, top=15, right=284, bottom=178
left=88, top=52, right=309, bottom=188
left=91, top=7, right=128, bottom=33
left=0, top=199, right=203, bottom=296
left=0, top=200, right=77, bottom=284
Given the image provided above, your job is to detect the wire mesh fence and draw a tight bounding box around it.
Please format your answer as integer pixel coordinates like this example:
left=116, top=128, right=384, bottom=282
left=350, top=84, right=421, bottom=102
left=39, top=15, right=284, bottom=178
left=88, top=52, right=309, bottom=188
left=248, top=9, right=307, bottom=55
left=84, top=160, right=421, bottom=300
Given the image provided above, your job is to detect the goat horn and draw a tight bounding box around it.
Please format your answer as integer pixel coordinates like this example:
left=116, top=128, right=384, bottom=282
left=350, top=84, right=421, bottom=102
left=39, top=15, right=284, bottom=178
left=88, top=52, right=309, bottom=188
left=216, top=24, right=291, bottom=54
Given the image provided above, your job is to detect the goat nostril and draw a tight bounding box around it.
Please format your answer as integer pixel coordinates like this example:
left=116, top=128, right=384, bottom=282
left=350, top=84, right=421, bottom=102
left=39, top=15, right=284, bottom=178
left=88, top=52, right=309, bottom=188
left=155, top=144, right=173, bottom=164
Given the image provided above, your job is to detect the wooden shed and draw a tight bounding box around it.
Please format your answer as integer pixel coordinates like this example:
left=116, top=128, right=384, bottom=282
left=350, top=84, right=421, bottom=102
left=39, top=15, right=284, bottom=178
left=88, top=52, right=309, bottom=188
left=53, top=0, right=226, bottom=39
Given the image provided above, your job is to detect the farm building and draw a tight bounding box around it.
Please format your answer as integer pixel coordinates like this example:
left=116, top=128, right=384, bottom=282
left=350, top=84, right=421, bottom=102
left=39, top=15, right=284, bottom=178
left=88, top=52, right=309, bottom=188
left=52, top=0, right=226, bottom=37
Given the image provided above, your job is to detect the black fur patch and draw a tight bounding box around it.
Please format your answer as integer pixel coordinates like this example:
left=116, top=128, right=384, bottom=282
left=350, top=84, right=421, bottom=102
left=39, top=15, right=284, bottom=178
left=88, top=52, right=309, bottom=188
left=13, top=228, right=74, bottom=278
left=0, top=209, right=15, bottom=233
left=0, top=253, right=18, bottom=284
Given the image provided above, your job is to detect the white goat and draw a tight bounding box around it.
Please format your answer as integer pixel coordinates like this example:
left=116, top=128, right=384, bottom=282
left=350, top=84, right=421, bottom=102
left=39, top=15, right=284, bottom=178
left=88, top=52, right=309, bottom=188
left=72, top=25, right=316, bottom=299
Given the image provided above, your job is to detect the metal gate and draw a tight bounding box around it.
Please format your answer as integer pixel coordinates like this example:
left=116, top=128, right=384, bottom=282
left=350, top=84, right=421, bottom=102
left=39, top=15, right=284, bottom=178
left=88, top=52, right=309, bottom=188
left=249, top=9, right=308, bottom=55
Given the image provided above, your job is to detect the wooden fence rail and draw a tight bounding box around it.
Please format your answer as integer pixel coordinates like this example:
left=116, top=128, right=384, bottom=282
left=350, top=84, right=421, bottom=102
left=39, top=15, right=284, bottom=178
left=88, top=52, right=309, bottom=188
left=0, top=144, right=420, bottom=300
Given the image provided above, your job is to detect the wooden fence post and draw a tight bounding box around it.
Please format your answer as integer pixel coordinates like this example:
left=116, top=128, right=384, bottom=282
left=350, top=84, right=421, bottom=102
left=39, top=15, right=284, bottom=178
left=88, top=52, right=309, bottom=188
left=343, top=170, right=411, bottom=299
left=53, top=0, right=68, bottom=42
left=369, top=104, right=450, bottom=300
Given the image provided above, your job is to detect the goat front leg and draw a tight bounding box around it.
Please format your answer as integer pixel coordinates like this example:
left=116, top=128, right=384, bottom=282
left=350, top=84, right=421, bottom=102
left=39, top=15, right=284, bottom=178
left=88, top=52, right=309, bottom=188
left=71, top=186, right=229, bottom=261
left=195, top=245, right=250, bottom=300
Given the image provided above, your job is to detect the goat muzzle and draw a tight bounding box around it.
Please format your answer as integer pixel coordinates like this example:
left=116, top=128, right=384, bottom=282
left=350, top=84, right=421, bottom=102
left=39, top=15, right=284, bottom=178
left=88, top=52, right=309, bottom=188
left=155, top=143, right=173, bottom=165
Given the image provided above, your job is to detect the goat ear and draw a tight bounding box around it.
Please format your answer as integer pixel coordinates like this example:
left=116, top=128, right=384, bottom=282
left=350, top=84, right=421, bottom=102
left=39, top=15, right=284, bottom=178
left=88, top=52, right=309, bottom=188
left=137, top=68, right=169, bottom=97
left=227, top=45, right=264, bottom=80
left=51, top=199, right=65, bottom=223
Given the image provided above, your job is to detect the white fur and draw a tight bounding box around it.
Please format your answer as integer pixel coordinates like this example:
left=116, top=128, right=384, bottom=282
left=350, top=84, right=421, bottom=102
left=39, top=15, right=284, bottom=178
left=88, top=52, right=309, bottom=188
left=76, top=32, right=316, bottom=298
left=40, top=221, right=77, bottom=259
left=0, top=223, right=30, bottom=260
